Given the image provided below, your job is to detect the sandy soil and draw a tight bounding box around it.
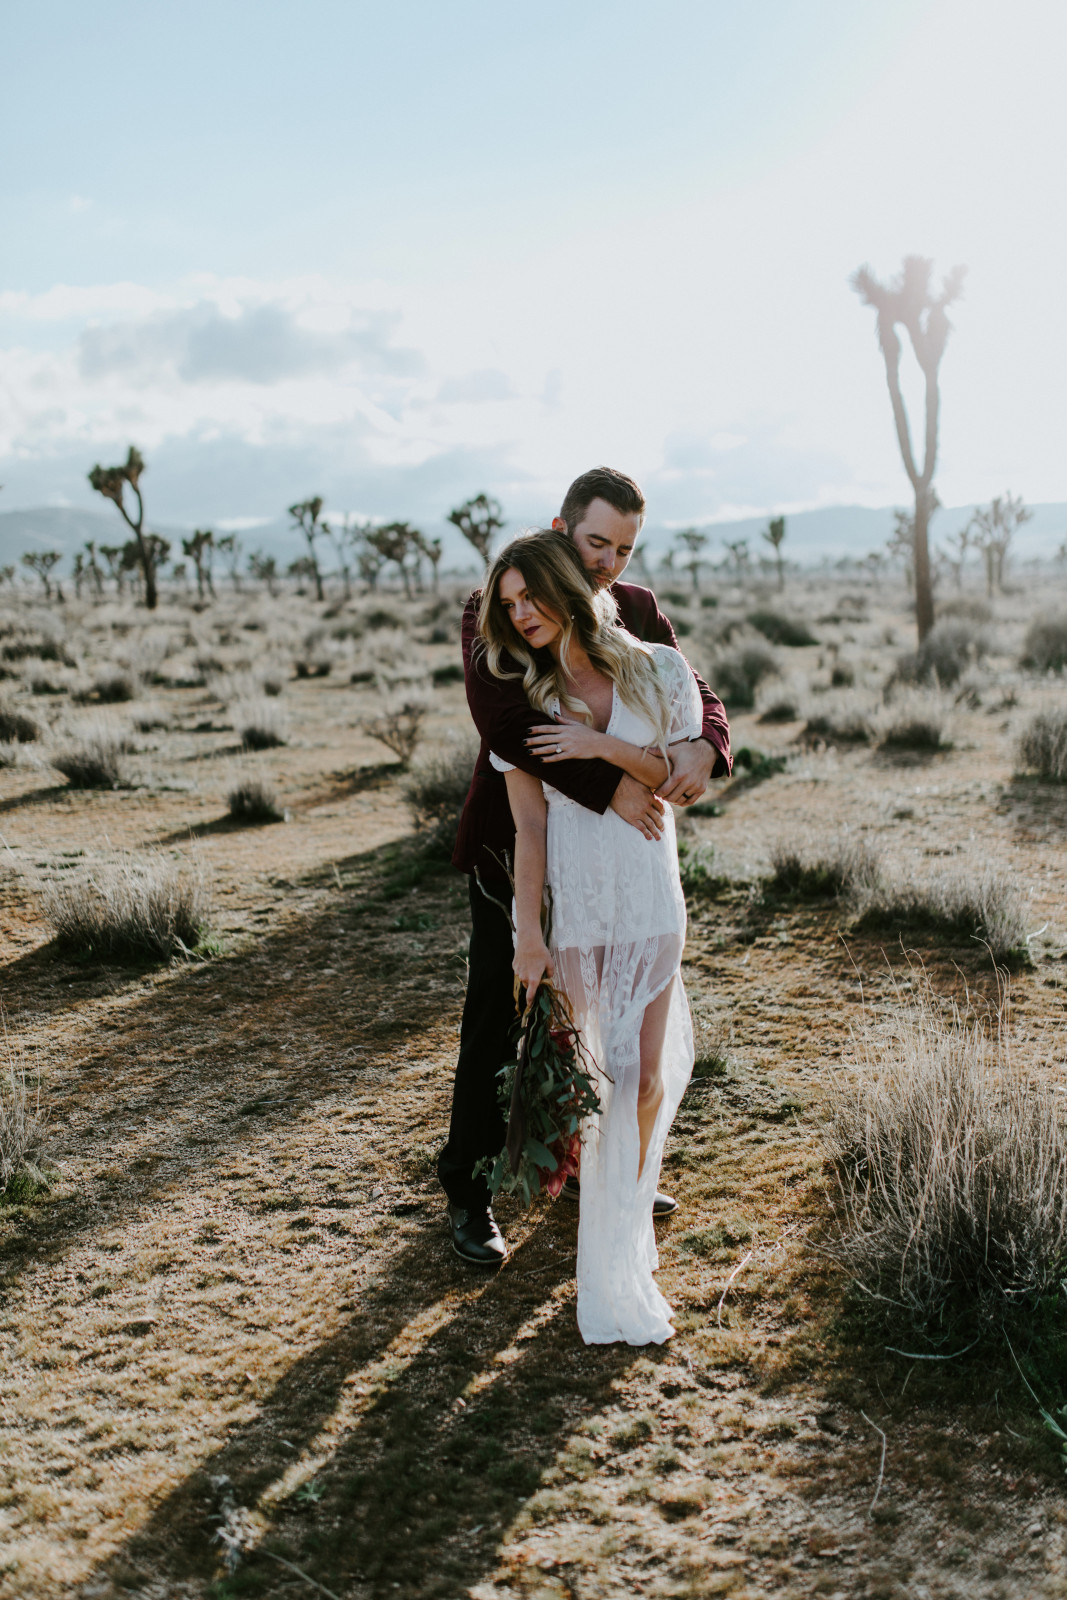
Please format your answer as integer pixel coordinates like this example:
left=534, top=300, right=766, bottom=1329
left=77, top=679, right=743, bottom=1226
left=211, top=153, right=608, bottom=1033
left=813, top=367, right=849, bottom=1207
left=0, top=578, right=1065, bottom=1600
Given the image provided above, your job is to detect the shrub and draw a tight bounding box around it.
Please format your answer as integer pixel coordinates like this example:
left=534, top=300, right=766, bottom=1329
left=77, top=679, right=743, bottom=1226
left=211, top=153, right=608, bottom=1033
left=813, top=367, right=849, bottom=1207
left=234, top=698, right=288, bottom=750
left=825, top=996, right=1067, bottom=1328
left=404, top=737, right=478, bottom=855
left=259, top=664, right=287, bottom=696
left=677, top=841, right=728, bottom=899
left=431, top=661, right=464, bottom=686
left=40, top=854, right=209, bottom=962
left=711, top=641, right=780, bottom=709
left=0, top=743, right=18, bottom=770
left=1016, top=708, right=1067, bottom=782
left=0, top=1025, right=48, bottom=1199
left=894, top=618, right=990, bottom=688
left=830, top=661, right=855, bottom=688
left=131, top=706, right=171, bottom=733
left=51, top=723, right=130, bottom=788
left=363, top=607, right=403, bottom=631
left=660, top=590, right=691, bottom=610
left=939, top=595, right=992, bottom=623
left=767, top=836, right=881, bottom=902
left=757, top=696, right=800, bottom=724
left=746, top=610, right=817, bottom=647
left=732, top=745, right=787, bottom=783
left=1021, top=612, right=1067, bottom=673
left=856, top=866, right=1028, bottom=963
left=876, top=690, right=953, bottom=752
left=227, top=777, right=284, bottom=824
left=0, top=703, right=41, bottom=743
left=359, top=695, right=429, bottom=768
left=91, top=667, right=139, bottom=703
left=800, top=696, right=874, bottom=745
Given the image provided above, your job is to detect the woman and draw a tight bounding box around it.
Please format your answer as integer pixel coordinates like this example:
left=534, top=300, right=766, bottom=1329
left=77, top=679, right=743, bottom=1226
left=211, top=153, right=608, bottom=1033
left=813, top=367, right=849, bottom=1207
left=478, top=530, right=702, bottom=1345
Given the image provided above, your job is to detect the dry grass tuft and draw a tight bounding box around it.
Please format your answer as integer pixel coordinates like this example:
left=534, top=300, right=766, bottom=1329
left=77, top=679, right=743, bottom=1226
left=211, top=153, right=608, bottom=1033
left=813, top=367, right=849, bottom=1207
left=360, top=694, right=430, bottom=768
left=767, top=835, right=881, bottom=902
left=234, top=697, right=288, bottom=750
left=404, top=737, right=478, bottom=855
left=88, top=666, right=140, bottom=703
left=0, top=1022, right=49, bottom=1199
left=801, top=694, right=874, bottom=745
left=876, top=690, right=954, bottom=752
left=50, top=722, right=131, bottom=787
left=40, top=854, right=210, bottom=961
left=1016, top=708, right=1067, bottom=782
left=1021, top=611, right=1067, bottom=673
left=711, top=640, right=780, bottom=710
left=227, top=776, right=284, bottom=824
left=825, top=995, right=1067, bottom=1327
left=856, top=865, right=1029, bottom=963
left=894, top=618, right=991, bottom=689
left=0, top=742, right=20, bottom=770
left=0, top=701, right=42, bottom=743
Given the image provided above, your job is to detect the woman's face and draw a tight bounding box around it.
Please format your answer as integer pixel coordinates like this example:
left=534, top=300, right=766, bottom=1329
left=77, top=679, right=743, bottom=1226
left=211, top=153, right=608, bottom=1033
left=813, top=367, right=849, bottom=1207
left=497, top=566, right=563, bottom=650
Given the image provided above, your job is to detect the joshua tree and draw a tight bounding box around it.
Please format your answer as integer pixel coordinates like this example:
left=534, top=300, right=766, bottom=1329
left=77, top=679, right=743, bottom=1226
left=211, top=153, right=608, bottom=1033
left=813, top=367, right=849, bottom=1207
left=82, top=540, right=105, bottom=598
left=288, top=497, right=327, bottom=602
left=0, top=565, right=14, bottom=587
left=420, top=533, right=443, bottom=591
left=325, top=515, right=354, bottom=600
left=967, top=492, right=1032, bottom=597
left=248, top=551, right=279, bottom=595
left=852, top=256, right=966, bottom=642
left=20, top=550, right=62, bottom=599
left=367, top=522, right=420, bottom=597
left=98, top=544, right=125, bottom=594
left=351, top=525, right=385, bottom=592
left=761, top=516, right=787, bottom=590
left=941, top=523, right=971, bottom=590
left=722, top=536, right=751, bottom=578
left=287, top=555, right=320, bottom=593
left=216, top=532, right=243, bottom=592
left=673, top=527, right=709, bottom=593
left=88, top=446, right=164, bottom=609
left=447, top=493, right=505, bottom=565
left=181, top=528, right=216, bottom=601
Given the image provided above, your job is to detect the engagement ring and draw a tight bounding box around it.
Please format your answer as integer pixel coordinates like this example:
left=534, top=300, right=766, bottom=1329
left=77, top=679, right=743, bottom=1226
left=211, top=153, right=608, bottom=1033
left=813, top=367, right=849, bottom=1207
left=556, top=743, right=563, bottom=753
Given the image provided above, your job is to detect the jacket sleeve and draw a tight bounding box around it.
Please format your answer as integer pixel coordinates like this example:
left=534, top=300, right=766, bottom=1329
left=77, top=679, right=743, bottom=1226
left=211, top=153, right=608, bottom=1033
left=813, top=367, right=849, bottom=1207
left=636, top=592, right=732, bottom=778
left=461, top=595, right=624, bottom=814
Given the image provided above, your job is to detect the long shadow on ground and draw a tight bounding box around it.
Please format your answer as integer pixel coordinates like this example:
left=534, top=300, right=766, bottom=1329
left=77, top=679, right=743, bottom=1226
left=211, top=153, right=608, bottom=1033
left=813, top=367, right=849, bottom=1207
left=82, top=1216, right=636, bottom=1599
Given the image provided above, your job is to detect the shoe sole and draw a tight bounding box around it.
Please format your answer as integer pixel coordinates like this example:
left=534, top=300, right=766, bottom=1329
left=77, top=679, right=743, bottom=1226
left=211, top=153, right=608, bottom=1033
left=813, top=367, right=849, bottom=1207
left=450, top=1238, right=507, bottom=1268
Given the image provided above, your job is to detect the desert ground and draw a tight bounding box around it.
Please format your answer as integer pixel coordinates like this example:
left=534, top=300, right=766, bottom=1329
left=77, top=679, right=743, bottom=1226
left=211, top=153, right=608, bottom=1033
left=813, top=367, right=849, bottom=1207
left=0, top=567, right=1065, bottom=1600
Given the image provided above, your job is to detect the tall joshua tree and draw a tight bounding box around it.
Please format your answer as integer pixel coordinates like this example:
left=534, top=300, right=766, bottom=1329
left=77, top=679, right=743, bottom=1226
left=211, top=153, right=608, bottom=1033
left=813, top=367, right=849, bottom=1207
left=182, top=529, right=216, bottom=601
left=88, top=446, right=162, bottom=609
left=761, top=516, right=787, bottom=590
left=447, top=493, right=505, bottom=566
left=673, top=527, right=709, bottom=593
left=288, top=497, right=327, bottom=602
left=968, top=491, right=1032, bottom=597
left=852, top=257, right=966, bottom=642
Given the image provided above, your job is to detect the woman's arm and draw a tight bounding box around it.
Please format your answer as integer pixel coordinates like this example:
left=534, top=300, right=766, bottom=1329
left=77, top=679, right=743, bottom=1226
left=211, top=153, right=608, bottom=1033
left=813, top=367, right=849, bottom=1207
left=504, top=767, right=555, bottom=1004
left=524, top=722, right=669, bottom=790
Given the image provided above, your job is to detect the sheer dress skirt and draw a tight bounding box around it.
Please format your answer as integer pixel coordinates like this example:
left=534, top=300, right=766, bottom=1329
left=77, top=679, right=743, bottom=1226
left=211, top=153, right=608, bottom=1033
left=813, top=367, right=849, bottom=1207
left=548, top=799, right=694, bottom=1346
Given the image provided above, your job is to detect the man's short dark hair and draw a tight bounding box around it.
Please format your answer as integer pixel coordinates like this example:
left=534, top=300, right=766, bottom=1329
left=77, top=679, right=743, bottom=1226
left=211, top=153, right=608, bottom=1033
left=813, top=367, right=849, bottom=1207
left=558, top=467, right=645, bottom=535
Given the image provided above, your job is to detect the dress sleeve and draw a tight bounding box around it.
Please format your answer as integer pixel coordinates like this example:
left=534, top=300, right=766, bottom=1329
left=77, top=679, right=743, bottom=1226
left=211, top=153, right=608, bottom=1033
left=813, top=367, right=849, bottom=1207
left=489, top=751, right=516, bottom=773
left=652, top=645, right=704, bottom=742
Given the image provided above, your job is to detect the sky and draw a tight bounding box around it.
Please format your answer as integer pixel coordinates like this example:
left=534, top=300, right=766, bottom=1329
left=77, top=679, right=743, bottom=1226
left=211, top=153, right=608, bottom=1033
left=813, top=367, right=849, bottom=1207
left=1, top=0, right=1065, bottom=546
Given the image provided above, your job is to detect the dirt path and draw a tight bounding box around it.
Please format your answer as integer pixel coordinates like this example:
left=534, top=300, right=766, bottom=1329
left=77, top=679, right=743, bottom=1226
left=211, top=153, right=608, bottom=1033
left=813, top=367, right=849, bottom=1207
left=1, top=637, right=1066, bottom=1599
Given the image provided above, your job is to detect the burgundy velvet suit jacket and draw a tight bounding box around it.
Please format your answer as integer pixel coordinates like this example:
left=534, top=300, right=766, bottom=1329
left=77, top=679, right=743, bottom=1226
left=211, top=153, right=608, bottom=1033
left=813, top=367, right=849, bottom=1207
left=452, top=581, right=732, bottom=889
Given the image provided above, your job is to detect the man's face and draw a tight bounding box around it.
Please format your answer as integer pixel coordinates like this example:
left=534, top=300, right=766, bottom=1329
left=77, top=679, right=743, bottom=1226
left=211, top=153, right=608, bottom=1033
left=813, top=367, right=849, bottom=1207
left=555, top=498, right=642, bottom=590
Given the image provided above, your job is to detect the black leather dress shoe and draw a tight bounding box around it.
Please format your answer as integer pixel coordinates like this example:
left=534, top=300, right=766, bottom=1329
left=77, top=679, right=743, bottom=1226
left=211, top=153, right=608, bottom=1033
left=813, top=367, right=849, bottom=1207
left=560, top=1177, right=679, bottom=1216
left=447, top=1203, right=507, bottom=1267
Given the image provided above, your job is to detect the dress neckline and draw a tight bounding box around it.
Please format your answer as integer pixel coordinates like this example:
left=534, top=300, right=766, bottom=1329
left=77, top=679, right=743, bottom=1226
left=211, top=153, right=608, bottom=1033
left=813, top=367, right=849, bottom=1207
left=552, top=683, right=618, bottom=737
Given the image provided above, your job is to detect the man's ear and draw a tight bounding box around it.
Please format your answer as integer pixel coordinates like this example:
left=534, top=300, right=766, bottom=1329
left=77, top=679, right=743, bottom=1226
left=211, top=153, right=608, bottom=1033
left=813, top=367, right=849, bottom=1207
left=551, top=516, right=567, bottom=532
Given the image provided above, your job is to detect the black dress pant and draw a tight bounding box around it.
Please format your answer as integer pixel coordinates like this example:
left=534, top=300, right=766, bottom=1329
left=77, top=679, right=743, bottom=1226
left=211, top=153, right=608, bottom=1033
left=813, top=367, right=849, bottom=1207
left=437, top=878, right=519, bottom=1209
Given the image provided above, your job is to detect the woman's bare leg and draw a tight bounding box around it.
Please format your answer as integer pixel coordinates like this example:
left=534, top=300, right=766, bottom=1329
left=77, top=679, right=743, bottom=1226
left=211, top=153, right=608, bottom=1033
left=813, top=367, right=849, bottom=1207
left=637, top=986, right=672, bottom=1176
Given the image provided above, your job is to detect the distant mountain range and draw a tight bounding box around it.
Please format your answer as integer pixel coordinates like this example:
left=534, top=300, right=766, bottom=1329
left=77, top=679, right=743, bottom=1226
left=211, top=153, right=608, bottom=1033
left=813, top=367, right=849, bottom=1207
left=1, top=500, right=1065, bottom=576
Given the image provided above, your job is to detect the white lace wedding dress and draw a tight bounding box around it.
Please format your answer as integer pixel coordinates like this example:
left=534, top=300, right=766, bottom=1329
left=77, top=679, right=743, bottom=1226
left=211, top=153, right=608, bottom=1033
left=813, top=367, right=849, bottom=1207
left=492, top=642, right=702, bottom=1345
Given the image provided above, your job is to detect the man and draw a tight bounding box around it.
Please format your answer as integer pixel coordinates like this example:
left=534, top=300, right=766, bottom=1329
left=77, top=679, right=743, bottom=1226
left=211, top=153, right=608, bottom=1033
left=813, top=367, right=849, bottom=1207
left=440, top=466, right=731, bottom=1265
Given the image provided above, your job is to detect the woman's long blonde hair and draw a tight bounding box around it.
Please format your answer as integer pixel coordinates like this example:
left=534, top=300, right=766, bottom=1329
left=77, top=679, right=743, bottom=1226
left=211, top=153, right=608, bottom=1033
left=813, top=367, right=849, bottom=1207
left=477, top=530, right=673, bottom=756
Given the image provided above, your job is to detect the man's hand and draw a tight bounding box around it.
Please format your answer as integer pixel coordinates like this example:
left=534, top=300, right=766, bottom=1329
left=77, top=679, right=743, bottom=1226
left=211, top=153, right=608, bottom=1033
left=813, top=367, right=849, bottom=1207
left=609, top=773, right=665, bottom=840
left=660, top=738, right=716, bottom=806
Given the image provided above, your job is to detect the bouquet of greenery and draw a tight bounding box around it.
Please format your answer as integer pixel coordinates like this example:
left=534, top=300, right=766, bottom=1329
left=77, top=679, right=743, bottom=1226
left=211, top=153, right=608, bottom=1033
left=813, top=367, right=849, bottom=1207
left=476, top=977, right=603, bottom=1206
